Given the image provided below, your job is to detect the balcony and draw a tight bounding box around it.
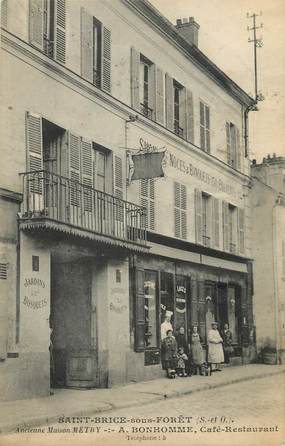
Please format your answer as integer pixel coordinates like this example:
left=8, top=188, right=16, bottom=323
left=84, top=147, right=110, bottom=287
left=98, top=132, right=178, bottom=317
left=174, top=122, right=184, bottom=138
left=140, top=103, right=154, bottom=120
left=202, top=234, right=211, bottom=247
left=19, top=170, right=148, bottom=251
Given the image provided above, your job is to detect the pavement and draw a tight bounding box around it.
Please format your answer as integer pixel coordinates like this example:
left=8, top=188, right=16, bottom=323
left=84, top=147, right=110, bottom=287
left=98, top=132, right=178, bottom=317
left=1, top=363, right=285, bottom=435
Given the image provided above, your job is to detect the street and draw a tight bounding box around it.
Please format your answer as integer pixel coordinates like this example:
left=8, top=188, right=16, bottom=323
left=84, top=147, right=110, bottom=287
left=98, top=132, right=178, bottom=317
left=2, top=374, right=284, bottom=446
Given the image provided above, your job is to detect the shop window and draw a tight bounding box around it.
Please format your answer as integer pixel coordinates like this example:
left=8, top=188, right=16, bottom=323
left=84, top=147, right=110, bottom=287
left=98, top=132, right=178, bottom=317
left=160, top=272, right=174, bottom=331
left=226, top=122, right=241, bottom=170
left=29, top=0, right=66, bottom=64
left=144, top=271, right=159, bottom=348
left=200, top=101, right=210, bottom=153
left=175, top=275, right=190, bottom=338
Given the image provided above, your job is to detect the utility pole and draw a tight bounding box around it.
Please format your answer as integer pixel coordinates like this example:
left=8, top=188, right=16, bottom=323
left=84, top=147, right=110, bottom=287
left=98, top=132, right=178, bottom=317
left=247, top=12, right=264, bottom=104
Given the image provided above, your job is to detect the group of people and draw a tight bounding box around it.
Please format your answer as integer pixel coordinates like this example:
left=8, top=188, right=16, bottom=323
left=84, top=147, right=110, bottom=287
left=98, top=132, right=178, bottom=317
left=160, top=311, right=233, bottom=379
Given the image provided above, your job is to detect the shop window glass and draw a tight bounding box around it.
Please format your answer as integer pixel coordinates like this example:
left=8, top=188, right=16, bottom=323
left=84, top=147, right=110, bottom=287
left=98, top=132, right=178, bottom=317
left=175, top=275, right=189, bottom=337
left=144, top=271, right=158, bottom=348
left=160, top=272, right=174, bottom=329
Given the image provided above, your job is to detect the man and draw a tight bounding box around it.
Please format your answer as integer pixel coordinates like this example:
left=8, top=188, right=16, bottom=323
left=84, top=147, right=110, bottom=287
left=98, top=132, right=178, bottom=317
left=207, top=321, right=224, bottom=372
left=160, top=310, right=173, bottom=340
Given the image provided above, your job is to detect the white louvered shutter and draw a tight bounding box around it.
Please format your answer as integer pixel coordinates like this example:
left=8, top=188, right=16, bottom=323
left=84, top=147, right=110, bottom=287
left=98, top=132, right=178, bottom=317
left=140, top=179, right=155, bottom=231
left=236, top=127, right=241, bottom=171
left=179, top=87, right=187, bottom=138
left=155, top=67, right=164, bottom=125
left=130, top=47, right=140, bottom=111
left=114, top=155, right=123, bottom=221
left=0, top=262, right=8, bottom=360
left=174, top=182, right=181, bottom=238
left=68, top=132, right=81, bottom=227
left=81, top=139, right=93, bottom=218
left=195, top=189, right=202, bottom=244
left=149, top=179, right=155, bottom=231
left=226, top=122, right=231, bottom=165
left=102, top=26, right=111, bottom=93
left=238, top=207, right=245, bottom=254
left=212, top=197, right=220, bottom=248
left=222, top=201, right=229, bottom=251
left=1, top=0, right=8, bottom=28
left=186, top=89, right=194, bottom=144
left=54, top=0, right=66, bottom=64
left=165, top=73, right=174, bottom=131
left=81, top=7, right=93, bottom=83
left=180, top=184, right=187, bottom=239
left=29, top=0, right=44, bottom=50
left=148, top=64, right=156, bottom=120
left=26, top=112, right=43, bottom=207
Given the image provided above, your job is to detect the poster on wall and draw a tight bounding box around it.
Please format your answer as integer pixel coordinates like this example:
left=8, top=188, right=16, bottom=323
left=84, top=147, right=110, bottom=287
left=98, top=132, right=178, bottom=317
left=0, top=0, right=284, bottom=446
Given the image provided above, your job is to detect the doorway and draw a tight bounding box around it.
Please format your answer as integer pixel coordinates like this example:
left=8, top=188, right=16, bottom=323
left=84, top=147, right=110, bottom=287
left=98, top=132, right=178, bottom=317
left=50, top=258, right=96, bottom=388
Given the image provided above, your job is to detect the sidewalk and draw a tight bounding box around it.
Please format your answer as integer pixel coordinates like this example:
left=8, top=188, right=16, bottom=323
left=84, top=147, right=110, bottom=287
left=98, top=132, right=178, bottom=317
left=1, top=363, right=284, bottom=435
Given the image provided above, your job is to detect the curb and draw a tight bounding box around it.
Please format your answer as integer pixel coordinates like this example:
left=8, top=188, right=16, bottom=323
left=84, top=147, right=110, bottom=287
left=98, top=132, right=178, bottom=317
left=1, top=367, right=284, bottom=435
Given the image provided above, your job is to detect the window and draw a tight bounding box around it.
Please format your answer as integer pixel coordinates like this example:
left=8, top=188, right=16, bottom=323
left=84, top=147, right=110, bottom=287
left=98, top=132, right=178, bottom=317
left=144, top=271, right=158, bottom=348
left=200, top=101, right=210, bottom=152
left=29, top=0, right=66, bottom=64
left=173, top=81, right=184, bottom=137
left=140, top=179, right=155, bottom=231
left=228, top=204, right=237, bottom=253
left=226, top=122, right=241, bottom=169
left=139, top=56, right=154, bottom=119
left=174, top=182, right=187, bottom=239
left=81, top=8, right=111, bottom=92
left=94, top=149, right=106, bottom=192
left=223, top=202, right=244, bottom=254
left=201, top=193, right=211, bottom=247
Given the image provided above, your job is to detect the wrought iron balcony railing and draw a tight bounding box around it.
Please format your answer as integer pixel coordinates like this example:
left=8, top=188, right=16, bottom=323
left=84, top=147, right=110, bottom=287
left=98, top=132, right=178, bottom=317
left=202, top=234, right=211, bottom=247
left=174, top=122, right=184, bottom=138
left=19, top=170, right=147, bottom=246
left=229, top=242, right=237, bottom=254
left=140, top=103, right=154, bottom=120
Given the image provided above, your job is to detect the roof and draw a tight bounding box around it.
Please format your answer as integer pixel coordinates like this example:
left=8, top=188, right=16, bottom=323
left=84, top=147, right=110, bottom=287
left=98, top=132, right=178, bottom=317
left=125, top=0, right=255, bottom=107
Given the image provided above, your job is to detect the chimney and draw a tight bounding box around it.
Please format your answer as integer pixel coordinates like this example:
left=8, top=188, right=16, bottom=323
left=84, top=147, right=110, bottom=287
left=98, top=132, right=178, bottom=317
left=175, top=17, right=200, bottom=47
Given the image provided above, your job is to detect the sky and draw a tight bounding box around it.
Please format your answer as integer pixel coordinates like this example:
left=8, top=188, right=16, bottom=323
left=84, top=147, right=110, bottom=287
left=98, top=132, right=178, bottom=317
left=149, top=0, right=285, bottom=162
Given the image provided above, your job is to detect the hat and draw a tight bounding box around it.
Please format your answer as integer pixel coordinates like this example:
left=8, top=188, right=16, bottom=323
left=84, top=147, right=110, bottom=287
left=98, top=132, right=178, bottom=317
left=211, top=321, right=218, bottom=326
left=165, top=310, right=173, bottom=317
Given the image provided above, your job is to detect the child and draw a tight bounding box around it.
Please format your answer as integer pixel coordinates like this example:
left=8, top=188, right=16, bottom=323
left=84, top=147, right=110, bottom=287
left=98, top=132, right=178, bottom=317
left=176, top=347, right=188, bottom=377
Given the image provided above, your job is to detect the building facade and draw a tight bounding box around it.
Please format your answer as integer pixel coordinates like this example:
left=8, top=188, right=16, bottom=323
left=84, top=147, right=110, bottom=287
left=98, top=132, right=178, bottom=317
left=251, top=155, right=285, bottom=364
left=0, top=0, right=255, bottom=401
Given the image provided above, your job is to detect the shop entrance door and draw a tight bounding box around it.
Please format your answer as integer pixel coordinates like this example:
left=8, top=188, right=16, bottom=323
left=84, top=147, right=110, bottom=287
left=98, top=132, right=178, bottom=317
left=216, top=284, right=228, bottom=333
left=50, top=259, right=96, bottom=388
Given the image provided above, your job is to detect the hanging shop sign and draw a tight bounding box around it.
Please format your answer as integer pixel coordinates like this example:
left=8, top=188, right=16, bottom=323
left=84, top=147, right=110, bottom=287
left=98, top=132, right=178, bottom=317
left=127, top=138, right=166, bottom=183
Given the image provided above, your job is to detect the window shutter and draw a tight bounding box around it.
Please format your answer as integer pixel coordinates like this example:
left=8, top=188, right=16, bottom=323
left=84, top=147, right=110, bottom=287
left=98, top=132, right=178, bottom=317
left=186, top=89, right=194, bottom=144
left=1, top=0, right=8, bottom=28
left=212, top=197, right=220, bottom=248
left=68, top=132, right=81, bottom=207
left=102, top=26, right=111, bottom=93
left=237, top=207, right=245, bottom=254
left=174, top=182, right=181, bottom=238
left=134, top=267, right=145, bottom=352
left=205, top=105, right=210, bottom=152
left=149, top=179, right=155, bottom=231
left=230, top=124, right=237, bottom=167
left=179, top=87, right=187, bottom=136
left=130, top=47, right=140, bottom=111
left=114, top=154, right=124, bottom=222
left=181, top=184, right=187, bottom=239
left=195, top=188, right=202, bottom=244
left=81, top=7, right=93, bottom=82
left=29, top=0, right=44, bottom=50
left=200, top=102, right=205, bottom=149
left=26, top=112, right=43, bottom=200
left=0, top=263, right=8, bottom=360
left=226, top=122, right=231, bottom=165
left=81, top=139, right=93, bottom=212
left=140, top=179, right=155, bottom=231
left=155, top=66, right=164, bottom=125
left=236, top=127, right=241, bottom=171
left=148, top=64, right=156, bottom=119
left=54, top=0, right=66, bottom=64
left=165, top=73, right=174, bottom=131
left=222, top=201, right=229, bottom=251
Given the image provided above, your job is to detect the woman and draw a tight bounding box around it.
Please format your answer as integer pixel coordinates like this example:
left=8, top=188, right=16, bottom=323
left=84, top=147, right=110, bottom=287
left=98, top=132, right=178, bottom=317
left=190, top=325, right=204, bottom=375
left=207, top=321, right=224, bottom=372
left=161, top=329, right=178, bottom=378
left=223, top=323, right=233, bottom=364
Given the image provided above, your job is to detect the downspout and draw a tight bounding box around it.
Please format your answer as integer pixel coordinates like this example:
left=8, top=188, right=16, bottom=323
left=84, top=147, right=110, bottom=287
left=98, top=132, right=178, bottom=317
left=272, top=198, right=280, bottom=363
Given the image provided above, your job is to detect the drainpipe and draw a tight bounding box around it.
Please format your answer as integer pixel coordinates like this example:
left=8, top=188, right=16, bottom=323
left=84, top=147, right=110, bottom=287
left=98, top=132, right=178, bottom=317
left=272, top=198, right=280, bottom=363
